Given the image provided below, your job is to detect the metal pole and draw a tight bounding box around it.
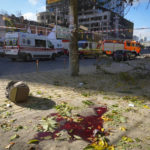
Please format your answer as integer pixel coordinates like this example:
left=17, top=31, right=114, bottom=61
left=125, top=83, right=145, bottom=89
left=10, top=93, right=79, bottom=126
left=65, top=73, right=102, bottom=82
left=36, top=59, right=39, bottom=72
left=55, top=7, right=58, bottom=38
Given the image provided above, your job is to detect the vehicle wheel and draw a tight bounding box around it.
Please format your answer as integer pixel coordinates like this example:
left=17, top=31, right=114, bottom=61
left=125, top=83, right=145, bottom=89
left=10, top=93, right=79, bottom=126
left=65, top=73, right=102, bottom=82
left=119, top=56, right=123, bottom=62
left=11, top=58, right=16, bottom=62
left=95, top=54, right=99, bottom=59
left=1, top=53, right=4, bottom=57
left=26, top=54, right=32, bottom=62
left=51, top=53, right=56, bottom=60
left=133, top=52, right=137, bottom=59
left=79, top=54, right=84, bottom=59
left=128, top=55, right=130, bottom=60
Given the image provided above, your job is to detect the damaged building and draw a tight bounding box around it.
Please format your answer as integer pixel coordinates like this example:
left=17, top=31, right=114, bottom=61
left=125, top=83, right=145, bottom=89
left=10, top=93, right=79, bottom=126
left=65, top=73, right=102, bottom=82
left=37, top=0, right=133, bottom=39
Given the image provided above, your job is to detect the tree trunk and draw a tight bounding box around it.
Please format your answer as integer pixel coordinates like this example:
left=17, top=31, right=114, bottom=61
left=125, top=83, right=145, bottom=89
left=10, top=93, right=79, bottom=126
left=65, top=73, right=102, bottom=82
left=69, top=0, right=79, bottom=76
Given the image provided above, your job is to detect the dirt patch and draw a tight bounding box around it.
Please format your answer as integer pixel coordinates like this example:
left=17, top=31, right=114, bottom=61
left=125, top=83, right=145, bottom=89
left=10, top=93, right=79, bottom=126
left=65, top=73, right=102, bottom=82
left=0, top=56, right=150, bottom=150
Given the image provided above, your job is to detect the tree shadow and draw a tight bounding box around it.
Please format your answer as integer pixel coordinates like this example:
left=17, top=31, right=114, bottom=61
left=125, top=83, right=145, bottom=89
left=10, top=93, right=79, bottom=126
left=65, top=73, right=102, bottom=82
left=16, top=96, right=56, bottom=110
left=1, top=56, right=150, bottom=102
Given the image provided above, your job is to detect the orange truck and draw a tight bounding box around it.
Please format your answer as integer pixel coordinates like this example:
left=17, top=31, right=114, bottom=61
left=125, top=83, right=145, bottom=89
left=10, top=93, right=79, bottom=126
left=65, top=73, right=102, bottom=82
left=102, top=40, right=141, bottom=55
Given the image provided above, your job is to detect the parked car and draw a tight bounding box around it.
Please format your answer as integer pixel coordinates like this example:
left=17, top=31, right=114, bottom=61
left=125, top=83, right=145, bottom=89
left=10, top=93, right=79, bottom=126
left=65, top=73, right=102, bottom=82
left=112, top=50, right=136, bottom=61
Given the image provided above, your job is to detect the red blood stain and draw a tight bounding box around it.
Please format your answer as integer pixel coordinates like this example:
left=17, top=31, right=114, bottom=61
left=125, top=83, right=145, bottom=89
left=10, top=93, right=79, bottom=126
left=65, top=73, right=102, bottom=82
left=35, top=107, right=107, bottom=142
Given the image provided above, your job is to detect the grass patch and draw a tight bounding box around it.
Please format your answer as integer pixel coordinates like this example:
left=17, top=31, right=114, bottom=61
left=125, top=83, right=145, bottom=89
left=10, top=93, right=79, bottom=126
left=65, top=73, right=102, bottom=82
left=81, top=92, right=91, bottom=97
left=55, top=102, right=74, bottom=117
left=122, top=96, right=145, bottom=106
left=36, top=90, right=43, bottom=95
left=103, top=109, right=127, bottom=125
left=82, top=100, right=95, bottom=106
left=103, top=96, right=112, bottom=100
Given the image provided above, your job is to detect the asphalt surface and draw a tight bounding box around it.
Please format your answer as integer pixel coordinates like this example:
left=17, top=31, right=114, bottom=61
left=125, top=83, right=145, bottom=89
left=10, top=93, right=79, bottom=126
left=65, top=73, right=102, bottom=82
left=0, top=49, right=150, bottom=77
left=0, top=55, right=96, bottom=76
left=140, top=49, right=150, bottom=54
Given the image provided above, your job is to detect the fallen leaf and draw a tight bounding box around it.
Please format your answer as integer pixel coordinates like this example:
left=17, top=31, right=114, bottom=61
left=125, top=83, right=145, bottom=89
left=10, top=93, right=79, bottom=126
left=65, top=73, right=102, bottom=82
left=83, top=145, right=94, bottom=150
left=91, top=139, right=109, bottom=150
left=108, top=146, right=115, bottom=150
left=74, top=135, right=82, bottom=140
left=43, top=136, right=52, bottom=140
left=120, top=127, right=127, bottom=131
left=28, top=139, right=39, bottom=144
left=135, top=138, right=141, bottom=142
left=143, top=105, right=150, bottom=109
left=122, top=136, right=133, bottom=143
left=101, top=128, right=105, bottom=132
left=14, top=125, right=23, bottom=132
left=5, top=142, right=15, bottom=149
left=24, top=126, right=28, bottom=130
left=120, top=116, right=127, bottom=123
left=56, top=130, right=71, bottom=141
left=10, top=119, right=17, bottom=123
left=82, top=100, right=95, bottom=106
left=10, top=134, right=19, bottom=141
left=40, top=117, right=57, bottom=132
left=101, top=116, right=111, bottom=122
left=98, top=126, right=101, bottom=130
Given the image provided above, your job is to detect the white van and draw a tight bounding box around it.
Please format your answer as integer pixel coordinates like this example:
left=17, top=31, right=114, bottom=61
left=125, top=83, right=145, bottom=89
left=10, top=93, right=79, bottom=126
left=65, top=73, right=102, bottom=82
left=49, top=39, right=64, bottom=56
left=4, top=32, right=57, bottom=61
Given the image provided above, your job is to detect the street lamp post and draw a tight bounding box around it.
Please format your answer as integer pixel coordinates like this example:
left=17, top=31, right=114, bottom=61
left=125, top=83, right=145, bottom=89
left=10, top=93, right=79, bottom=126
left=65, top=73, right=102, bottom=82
left=55, top=7, right=58, bottom=38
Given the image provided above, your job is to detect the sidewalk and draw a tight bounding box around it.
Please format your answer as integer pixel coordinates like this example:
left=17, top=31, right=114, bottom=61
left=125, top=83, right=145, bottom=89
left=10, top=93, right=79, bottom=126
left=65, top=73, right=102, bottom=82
left=0, top=63, right=150, bottom=150
left=0, top=66, right=97, bottom=150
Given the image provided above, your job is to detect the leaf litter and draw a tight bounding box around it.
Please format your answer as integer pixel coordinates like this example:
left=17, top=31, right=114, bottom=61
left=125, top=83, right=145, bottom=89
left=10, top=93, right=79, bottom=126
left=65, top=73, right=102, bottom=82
left=30, top=102, right=115, bottom=149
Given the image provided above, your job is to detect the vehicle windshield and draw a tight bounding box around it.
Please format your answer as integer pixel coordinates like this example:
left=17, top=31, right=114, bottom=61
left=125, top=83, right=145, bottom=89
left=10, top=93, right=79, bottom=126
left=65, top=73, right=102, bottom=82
left=0, top=41, right=3, bottom=47
left=47, top=40, right=54, bottom=48
left=5, top=38, right=18, bottom=46
left=78, top=42, right=88, bottom=49
left=136, top=43, right=141, bottom=47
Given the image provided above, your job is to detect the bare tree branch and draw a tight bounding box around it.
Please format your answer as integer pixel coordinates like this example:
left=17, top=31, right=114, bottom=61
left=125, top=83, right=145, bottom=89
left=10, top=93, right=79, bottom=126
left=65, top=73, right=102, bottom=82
left=146, top=0, right=150, bottom=8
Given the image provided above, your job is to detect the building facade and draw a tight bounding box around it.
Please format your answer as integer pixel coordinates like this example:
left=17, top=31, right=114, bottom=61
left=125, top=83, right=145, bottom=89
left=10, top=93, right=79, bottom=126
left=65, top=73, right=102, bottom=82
left=98, top=0, right=124, bottom=16
left=0, top=14, right=52, bottom=37
left=37, top=0, right=133, bottom=39
left=0, top=15, right=6, bottom=39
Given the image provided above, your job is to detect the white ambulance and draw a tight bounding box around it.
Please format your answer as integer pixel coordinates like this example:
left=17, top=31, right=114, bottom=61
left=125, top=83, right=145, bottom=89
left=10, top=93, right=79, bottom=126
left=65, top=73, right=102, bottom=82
left=48, top=39, right=64, bottom=56
left=4, top=32, right=57, bottom=61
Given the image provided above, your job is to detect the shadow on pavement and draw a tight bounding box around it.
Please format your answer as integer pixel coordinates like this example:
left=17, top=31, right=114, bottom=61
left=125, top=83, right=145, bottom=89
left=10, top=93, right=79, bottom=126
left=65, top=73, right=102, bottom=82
left=1, top=56, right=150, bottom=101
left=16, top=96, right=56, bottom=110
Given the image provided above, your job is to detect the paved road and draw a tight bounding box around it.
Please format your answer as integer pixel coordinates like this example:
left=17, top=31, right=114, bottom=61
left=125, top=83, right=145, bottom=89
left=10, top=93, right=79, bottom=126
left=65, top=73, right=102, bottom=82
left=1, top=49, right=150, bottom=77
left=0, top=56, right=96, bottom=76
left=141, top=49, right=150, bottom=54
